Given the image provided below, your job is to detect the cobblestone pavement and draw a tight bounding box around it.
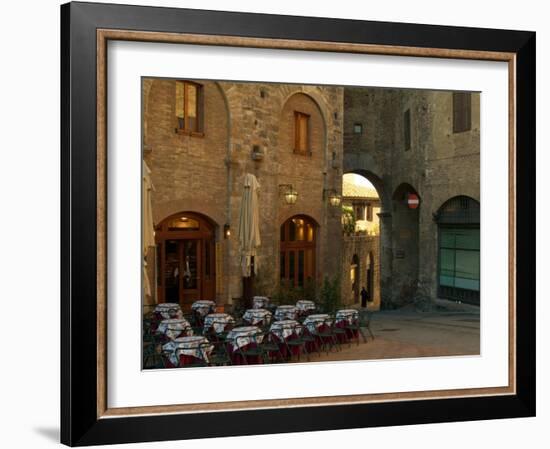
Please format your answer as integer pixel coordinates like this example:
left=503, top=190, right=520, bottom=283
left=297, top=308, right=480, bottom=363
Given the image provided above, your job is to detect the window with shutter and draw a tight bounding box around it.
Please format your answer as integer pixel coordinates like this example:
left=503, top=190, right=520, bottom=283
left=452, top=92, right=472, bottom=133
left=294, top=111, right=310, bottom=155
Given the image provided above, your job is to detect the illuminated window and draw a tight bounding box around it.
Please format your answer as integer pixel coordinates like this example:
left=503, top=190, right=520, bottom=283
left=175, top=81, right=203, bottom=134
left=167, top=216, right=200, bottom=231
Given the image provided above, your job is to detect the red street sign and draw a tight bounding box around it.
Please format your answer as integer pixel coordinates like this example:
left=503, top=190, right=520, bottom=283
left=407, top=193, right=420, bottom=209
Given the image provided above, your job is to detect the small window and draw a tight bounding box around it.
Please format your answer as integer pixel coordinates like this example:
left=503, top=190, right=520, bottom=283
left=175, top=81, right=204, bottom=135
left=452, top=92, right=472, bottom=133
left=167, top=216, right=200, bottom=231
left=404, top=109, right=411, bottom=151
left=353, top=123, right=363, bottom=135
left=367, top=205, right=373, bottom=222
left=294, top=111, right=310, bottom=154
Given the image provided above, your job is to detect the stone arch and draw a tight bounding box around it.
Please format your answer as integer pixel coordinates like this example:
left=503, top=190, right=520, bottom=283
left=154, top=199, right=224, bottom=237
left=343, top=167, right=390, bottom=213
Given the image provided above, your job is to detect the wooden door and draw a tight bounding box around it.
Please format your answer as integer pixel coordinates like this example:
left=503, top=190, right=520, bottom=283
left=179, top=239, right=201, bottom=306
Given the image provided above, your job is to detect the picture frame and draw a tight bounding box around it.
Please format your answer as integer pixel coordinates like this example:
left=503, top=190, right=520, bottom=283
left=60, top=1, right=536, bottom=446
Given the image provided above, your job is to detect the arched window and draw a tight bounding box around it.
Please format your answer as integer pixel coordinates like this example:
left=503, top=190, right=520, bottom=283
left=436, top=196, right=480, bottom=304
left=280, top=215, right=316, bottom=288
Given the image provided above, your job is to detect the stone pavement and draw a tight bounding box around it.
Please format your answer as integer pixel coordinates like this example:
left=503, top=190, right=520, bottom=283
left=296, top=307, right=480, bottom=363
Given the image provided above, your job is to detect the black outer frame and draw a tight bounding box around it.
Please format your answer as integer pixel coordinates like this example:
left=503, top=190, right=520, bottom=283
left=60, top=1, right=536, bottom=446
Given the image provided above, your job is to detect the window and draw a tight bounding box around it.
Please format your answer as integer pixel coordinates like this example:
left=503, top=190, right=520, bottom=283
left=353, top=123, right=363, bottom=134
left=367, top=204, right=373, bottom=222
left=404, top=109, right=411, bottom=151
left=294, top=111, right=310, bottom=154
left=175, top=80, right=203, bottom=135
left=452, top=92, right=472, bottom=133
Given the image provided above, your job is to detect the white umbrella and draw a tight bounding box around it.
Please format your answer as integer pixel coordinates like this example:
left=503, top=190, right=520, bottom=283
left=142, top=161, right=155, bottom=300
left=238, top=173, right=261, bottom=277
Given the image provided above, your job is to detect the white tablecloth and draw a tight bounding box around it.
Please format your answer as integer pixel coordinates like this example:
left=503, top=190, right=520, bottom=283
left=154, top=303, right=183, bottom=319
left=269, top=319, right=301, bottom=340
left=203, top=313, right=235, bottom=334
left=243, top=308, right=272, bottom=325
left=296, top=300, right=316, bottom=312
left=252, top=296, right=270, bottom=309
left=162, top=336, right=213, bottom=366
left=303, top=314, right=332, bottom=334
left=156, top=318, right=193, bottom=340
left=335, top=309, right=359, bottom=325
left=274, top=305, right=298, bottom=321
left=191, top=300, right=216, bottom=317
left=225, top=326, right=263, bottom=351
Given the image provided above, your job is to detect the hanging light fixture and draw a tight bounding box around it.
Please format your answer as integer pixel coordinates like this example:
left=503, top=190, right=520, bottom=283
left=279, top=184, right=298, bottom=205
left=324, top=188, right=342, bottom=207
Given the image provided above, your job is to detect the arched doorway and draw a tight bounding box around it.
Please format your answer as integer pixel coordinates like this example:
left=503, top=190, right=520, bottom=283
left=155, top=212, right=217, bottom=308
left=350, top=254, right=360, bottom=303
left=366, top=252, right=374, bottom=304
left=280, top=215, right=317, bottom=288
left=436, top=196, right=480, bottom=305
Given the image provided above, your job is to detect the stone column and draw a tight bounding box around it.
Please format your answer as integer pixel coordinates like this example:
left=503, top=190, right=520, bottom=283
left=377, top=211, right=393, bottom=308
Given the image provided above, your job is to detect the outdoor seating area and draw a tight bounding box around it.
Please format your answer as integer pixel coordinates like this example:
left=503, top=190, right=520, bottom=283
left=143, top=298, right=374, bottom=369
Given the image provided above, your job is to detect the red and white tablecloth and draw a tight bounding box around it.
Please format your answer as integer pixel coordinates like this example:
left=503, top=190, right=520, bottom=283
left=269, top=319, right=301, bottom=340
left=154, top=303, right=183, bottom=319
left=156, top=318, right=193, bottom=340
left=335, top=309, right=359, bottom=325
left=274, top=305, right=298, bottom=321
left=296, top=300, right=316, bottom=313
left=243, top=308, right=272, bottom=326
left=303, top=314, right=332, bottom=334
left=203, top=313, right=235, bottom=334
left=225, top=326, right=263, bottom=351
left=162, top=336, right=213, bottom=366
left=252, top=296, right=270, bottom=309
left=191, top=300, right=216, bottom=317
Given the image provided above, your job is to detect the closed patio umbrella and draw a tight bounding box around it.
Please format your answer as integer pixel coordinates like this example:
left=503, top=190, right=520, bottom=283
left=142, top=161, right=155, bottom=302
left=238, top=173, right=261, bottom=277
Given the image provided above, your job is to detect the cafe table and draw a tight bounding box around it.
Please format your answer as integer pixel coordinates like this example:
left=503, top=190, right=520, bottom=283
left=154, top=302, right=183, bottom=320
left=242, top=308, right=272, bottom=326
left=274, top=305, right=298, bottom=321
left=252, top=296, right=270, bottom=309
left=296, top=300, right=316, bottom=314
left=191, top=300, right=216, bottom=317
left=162, top=335, right=213, bottom=367
left=225, top=326, right=264, bottom=364
left=156, top=318, right=193, bottom=340
left=203, top=313, right=235, bottom=335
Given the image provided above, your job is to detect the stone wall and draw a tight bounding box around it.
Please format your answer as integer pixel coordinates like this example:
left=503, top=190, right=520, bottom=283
left=341, top=234, right=381, bottom=310
left=143, top=79, right=344, bottom=305
left=343, top=87, right=480, bottom=306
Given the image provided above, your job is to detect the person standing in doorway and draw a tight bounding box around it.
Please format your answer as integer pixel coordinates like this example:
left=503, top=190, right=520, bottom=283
left=360, top=286, right=368, bottom=308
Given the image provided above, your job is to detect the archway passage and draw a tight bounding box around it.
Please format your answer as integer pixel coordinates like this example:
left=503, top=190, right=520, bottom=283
left=155, top=212, right=217, bottom=309
left=280, top=215, right=317, bottom=288
left=436, top=196, right=480, bottom=305
left=342, top=173, right=382, bottom=308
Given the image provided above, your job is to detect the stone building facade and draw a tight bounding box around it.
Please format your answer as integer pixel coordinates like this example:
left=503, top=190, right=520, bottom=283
left=143, top=78, right=344, bottom=309
left=343, top=87, right=480, bottom=307
left=142, top=78, right=480, bottom=311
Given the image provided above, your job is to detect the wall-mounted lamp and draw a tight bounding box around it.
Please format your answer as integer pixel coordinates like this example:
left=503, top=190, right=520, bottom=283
left=224, top=223, right=231, bottom=239
left=324, top=188, right=342, bottom=207
left=278, top=184, right=298, bottom=205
